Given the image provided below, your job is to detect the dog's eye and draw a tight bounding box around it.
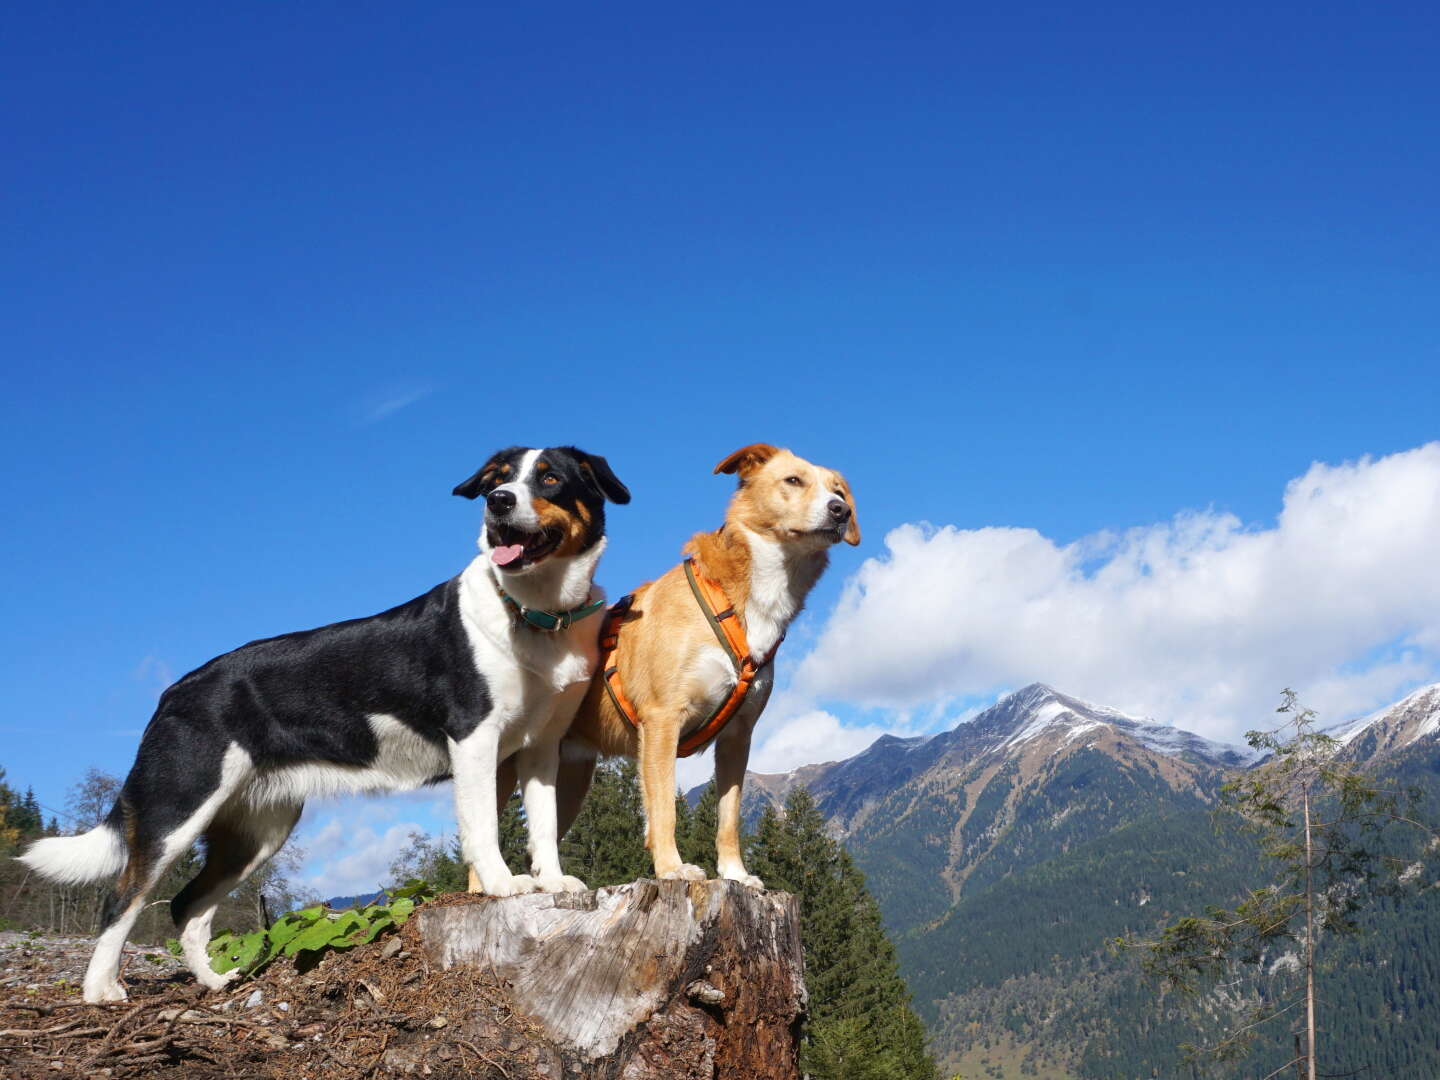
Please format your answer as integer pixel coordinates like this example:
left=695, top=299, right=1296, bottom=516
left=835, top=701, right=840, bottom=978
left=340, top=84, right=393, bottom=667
left=785, top=475, right=804, bottom=487
left=541, top=473, right=560, bottom=486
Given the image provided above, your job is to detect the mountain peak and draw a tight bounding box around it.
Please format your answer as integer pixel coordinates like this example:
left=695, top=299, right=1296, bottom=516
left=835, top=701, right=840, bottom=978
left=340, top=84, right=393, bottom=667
left=1332, top=682, right=1440, bottom=758
left=966, top=684, right=1254, bottom=767
left=1009, top=682, right=1061, bottom=706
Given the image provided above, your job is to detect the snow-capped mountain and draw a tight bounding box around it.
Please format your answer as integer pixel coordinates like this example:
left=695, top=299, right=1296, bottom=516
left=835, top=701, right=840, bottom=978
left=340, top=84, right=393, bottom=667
left=690, top=680, right=1440, bottom=1074
left=957, top=683, right=1255, bottom=768
left=714, top=683, right=1254, bottom=833
left=1330, top=682, right=1440, bottom=761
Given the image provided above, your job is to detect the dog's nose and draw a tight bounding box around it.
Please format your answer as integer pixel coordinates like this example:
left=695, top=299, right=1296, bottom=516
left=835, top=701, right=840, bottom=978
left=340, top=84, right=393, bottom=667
left=487, top=488, right=517, bottom=515
left=827, top=498, right=851, bottom=522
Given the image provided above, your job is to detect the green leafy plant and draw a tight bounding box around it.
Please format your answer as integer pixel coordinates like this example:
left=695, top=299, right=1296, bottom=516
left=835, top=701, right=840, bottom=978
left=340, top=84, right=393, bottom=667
left=168, top=879, right=436, bottom=981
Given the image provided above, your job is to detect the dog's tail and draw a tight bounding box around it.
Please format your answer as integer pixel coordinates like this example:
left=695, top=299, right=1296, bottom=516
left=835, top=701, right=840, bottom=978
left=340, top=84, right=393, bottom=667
left=18, top=807, right=127, bottom=885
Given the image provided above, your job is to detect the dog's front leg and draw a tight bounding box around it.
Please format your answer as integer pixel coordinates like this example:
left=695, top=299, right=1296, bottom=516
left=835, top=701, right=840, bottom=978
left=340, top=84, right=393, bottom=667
left=466, top=754, right=519, bottom=894
left=714, top=721, right=764, bottom=889
left=450, top=725, right=536, bottom=897
left=640, top=720, right=706, bottom=882
left=516, top=736, right=587, bottom=893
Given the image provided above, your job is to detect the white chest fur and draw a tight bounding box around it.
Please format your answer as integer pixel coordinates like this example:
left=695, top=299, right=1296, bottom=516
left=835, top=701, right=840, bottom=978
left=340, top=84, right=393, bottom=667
left=682, top=529, right=822, bottom=726
left=740, top=528, right=807, bottom=660
left=457, top=559, right=601, bottom=751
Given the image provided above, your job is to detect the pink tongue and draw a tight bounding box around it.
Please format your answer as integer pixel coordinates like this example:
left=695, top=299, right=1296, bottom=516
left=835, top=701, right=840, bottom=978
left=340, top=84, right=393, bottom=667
left=491, top=544, right=525, bottom=567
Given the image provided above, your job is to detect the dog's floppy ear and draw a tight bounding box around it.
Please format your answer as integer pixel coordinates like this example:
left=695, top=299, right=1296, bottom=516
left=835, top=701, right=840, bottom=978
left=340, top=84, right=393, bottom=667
left=837, top=476, right=861, bottom=546
left=452, top=449, right=515, bottom=500
left=562, top=447, right=632, bottom=505
left=713, top=443, right=780, bottom=479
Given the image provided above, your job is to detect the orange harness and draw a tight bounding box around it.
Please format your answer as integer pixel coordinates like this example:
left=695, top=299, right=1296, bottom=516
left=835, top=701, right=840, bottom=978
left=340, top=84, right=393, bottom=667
left=600, top=557, right=784, bottom=758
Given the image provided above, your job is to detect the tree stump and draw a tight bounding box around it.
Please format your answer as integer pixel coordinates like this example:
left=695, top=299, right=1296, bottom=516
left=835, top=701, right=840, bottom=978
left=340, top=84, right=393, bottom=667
left=415, top=879, right=806, bottom=1078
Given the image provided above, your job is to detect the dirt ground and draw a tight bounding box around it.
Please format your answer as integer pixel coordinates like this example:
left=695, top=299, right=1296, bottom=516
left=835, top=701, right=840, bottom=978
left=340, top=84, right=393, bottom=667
left=0, top=897, right=555, bottom=1079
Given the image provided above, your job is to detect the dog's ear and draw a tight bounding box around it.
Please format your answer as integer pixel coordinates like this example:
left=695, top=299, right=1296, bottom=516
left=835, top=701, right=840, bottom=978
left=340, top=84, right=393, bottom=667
left=837, top=476, right=861, bottom=546
left=713, top=443, right=781, bottom=479
left=562, top=447, right=632, bottom=505
left=452, top=449, right=515, bottom=500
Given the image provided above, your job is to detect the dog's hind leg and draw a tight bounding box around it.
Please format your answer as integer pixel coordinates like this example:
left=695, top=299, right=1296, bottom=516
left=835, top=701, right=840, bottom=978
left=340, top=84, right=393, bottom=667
left=171, top=801, right=302, bottom=989
left=85, top=739, right=254, bottom=1003
left=556, top=740, right=597, bottom=839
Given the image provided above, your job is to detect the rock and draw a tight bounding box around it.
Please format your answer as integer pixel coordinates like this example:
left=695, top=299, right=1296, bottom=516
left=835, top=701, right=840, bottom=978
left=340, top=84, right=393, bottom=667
left=244, top=989, right=264, bottom=1009
left=416, top=879, right=805, bottom=1079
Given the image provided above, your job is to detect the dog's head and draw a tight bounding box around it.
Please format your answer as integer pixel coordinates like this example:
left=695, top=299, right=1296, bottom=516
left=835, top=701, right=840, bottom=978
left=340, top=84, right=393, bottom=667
left=714, top=443, right=859, bottom=550
left=453, top=446, right=631, bottom=575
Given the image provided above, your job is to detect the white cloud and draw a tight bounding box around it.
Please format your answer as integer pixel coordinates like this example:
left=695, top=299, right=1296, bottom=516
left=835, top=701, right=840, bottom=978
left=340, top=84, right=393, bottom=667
left=133, top=655, right=174, bottom=700
left=674, top=753, right=717, bottom=794
left=352, top=383, right=433, bottom=426
left=750, top=708, right=912, bottom=774
left=294, top=792, right=456, bottom=898
left=784, top=443, right=1440, bottom=745
left=299, top=817, right=424, bottom=899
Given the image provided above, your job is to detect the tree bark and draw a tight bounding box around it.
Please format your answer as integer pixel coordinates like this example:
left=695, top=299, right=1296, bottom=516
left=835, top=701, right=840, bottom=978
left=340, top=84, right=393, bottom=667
left=415, top=878, right=806, bottom=1079
left=1303, top=786, right=1317, bottom=1080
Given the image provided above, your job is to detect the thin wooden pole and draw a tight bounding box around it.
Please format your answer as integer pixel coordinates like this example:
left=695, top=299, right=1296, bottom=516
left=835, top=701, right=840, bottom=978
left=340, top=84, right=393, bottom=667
left=1303, top=786, right=1317, bottom=1080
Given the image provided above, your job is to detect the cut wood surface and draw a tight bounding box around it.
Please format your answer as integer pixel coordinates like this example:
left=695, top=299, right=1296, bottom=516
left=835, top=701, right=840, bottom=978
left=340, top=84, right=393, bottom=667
left=417, top=879, right=806, bottom=1078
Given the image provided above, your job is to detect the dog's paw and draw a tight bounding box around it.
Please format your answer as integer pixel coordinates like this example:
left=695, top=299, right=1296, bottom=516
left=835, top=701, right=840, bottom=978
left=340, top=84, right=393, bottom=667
left=661, top=863, right=708, bottom=882
left=536, top=874, right=588, bottom=894
left=197, top=968, right=243, bottom=992
left=482, top=873, right=539, bottom=898
left=83, top=979, right=127, bottom=1004
left=729, top=873, right=765, bottom=890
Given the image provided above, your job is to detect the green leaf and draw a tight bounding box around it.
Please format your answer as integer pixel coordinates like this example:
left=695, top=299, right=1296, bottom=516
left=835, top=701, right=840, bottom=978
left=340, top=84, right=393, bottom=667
left=211, top=930, right=267, bottom=974
left=389, top=897, right=416, bottom=923
left=352, top=914, right=394, bottom=945
left=266, top=914, right=307, bottom=948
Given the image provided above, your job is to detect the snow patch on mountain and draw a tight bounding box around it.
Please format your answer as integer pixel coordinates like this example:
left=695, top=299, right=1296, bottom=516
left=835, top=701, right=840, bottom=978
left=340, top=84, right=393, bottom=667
left=1063, top=720, right=1107, bottom=745
left=1329, top=682, right=1440, bottom=749
left=1001, top=700, right=1075, bottom=749
left=990, top=684, right=1257, bottom=766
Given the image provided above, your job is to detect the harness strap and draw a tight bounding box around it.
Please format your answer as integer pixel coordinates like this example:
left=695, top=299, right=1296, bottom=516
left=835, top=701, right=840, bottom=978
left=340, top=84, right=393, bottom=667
left=599, top=594, right=640, bottom=729
left=599, top=558, right=783, bottom=758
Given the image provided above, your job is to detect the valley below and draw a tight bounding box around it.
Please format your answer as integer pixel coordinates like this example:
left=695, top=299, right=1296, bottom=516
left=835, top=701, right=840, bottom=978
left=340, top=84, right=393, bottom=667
left=705, top=683, right=1440, bottom=1077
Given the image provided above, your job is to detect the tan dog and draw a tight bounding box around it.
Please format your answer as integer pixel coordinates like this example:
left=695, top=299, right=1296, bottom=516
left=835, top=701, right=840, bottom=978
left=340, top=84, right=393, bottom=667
left=549, top=443, right=859, bottom=886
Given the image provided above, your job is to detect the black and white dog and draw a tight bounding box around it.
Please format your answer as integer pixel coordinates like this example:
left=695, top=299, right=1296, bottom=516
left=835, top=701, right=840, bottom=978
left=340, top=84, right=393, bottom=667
left=20, top=445, right=629, bottom=1003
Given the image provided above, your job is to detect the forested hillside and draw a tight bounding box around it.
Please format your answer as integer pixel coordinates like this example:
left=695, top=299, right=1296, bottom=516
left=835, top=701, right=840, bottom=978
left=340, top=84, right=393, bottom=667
left=704, top=683, right=1440, bottom=1077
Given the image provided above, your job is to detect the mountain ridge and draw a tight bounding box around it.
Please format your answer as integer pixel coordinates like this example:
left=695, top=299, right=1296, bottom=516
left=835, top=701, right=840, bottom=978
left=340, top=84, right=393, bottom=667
left=699, top=679, right=1440, bottom=1077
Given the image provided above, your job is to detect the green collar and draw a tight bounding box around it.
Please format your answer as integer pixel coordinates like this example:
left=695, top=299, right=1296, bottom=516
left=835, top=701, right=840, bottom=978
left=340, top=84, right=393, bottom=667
left=500, top=591, right=606, bottom=632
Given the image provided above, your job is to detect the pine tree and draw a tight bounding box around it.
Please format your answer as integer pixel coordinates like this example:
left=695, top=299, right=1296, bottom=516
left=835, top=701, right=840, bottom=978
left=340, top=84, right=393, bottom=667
left=0, top=768, right=22, bottom=855
left=498, top=791, right=529, bottom=873
left=558, top=759, right=652, bottom=888
left=677, top=779, right=720, bottom=877
left=13, top=787, right=44, bottom=837
left=748, top=788, right=939, bottom=1080
left=1127, top=689, right=1439, bottom=1076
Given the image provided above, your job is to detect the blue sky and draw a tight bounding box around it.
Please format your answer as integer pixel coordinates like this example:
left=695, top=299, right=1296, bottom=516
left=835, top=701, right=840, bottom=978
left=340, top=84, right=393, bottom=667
left=3, top=3, right=1438, bottom=894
